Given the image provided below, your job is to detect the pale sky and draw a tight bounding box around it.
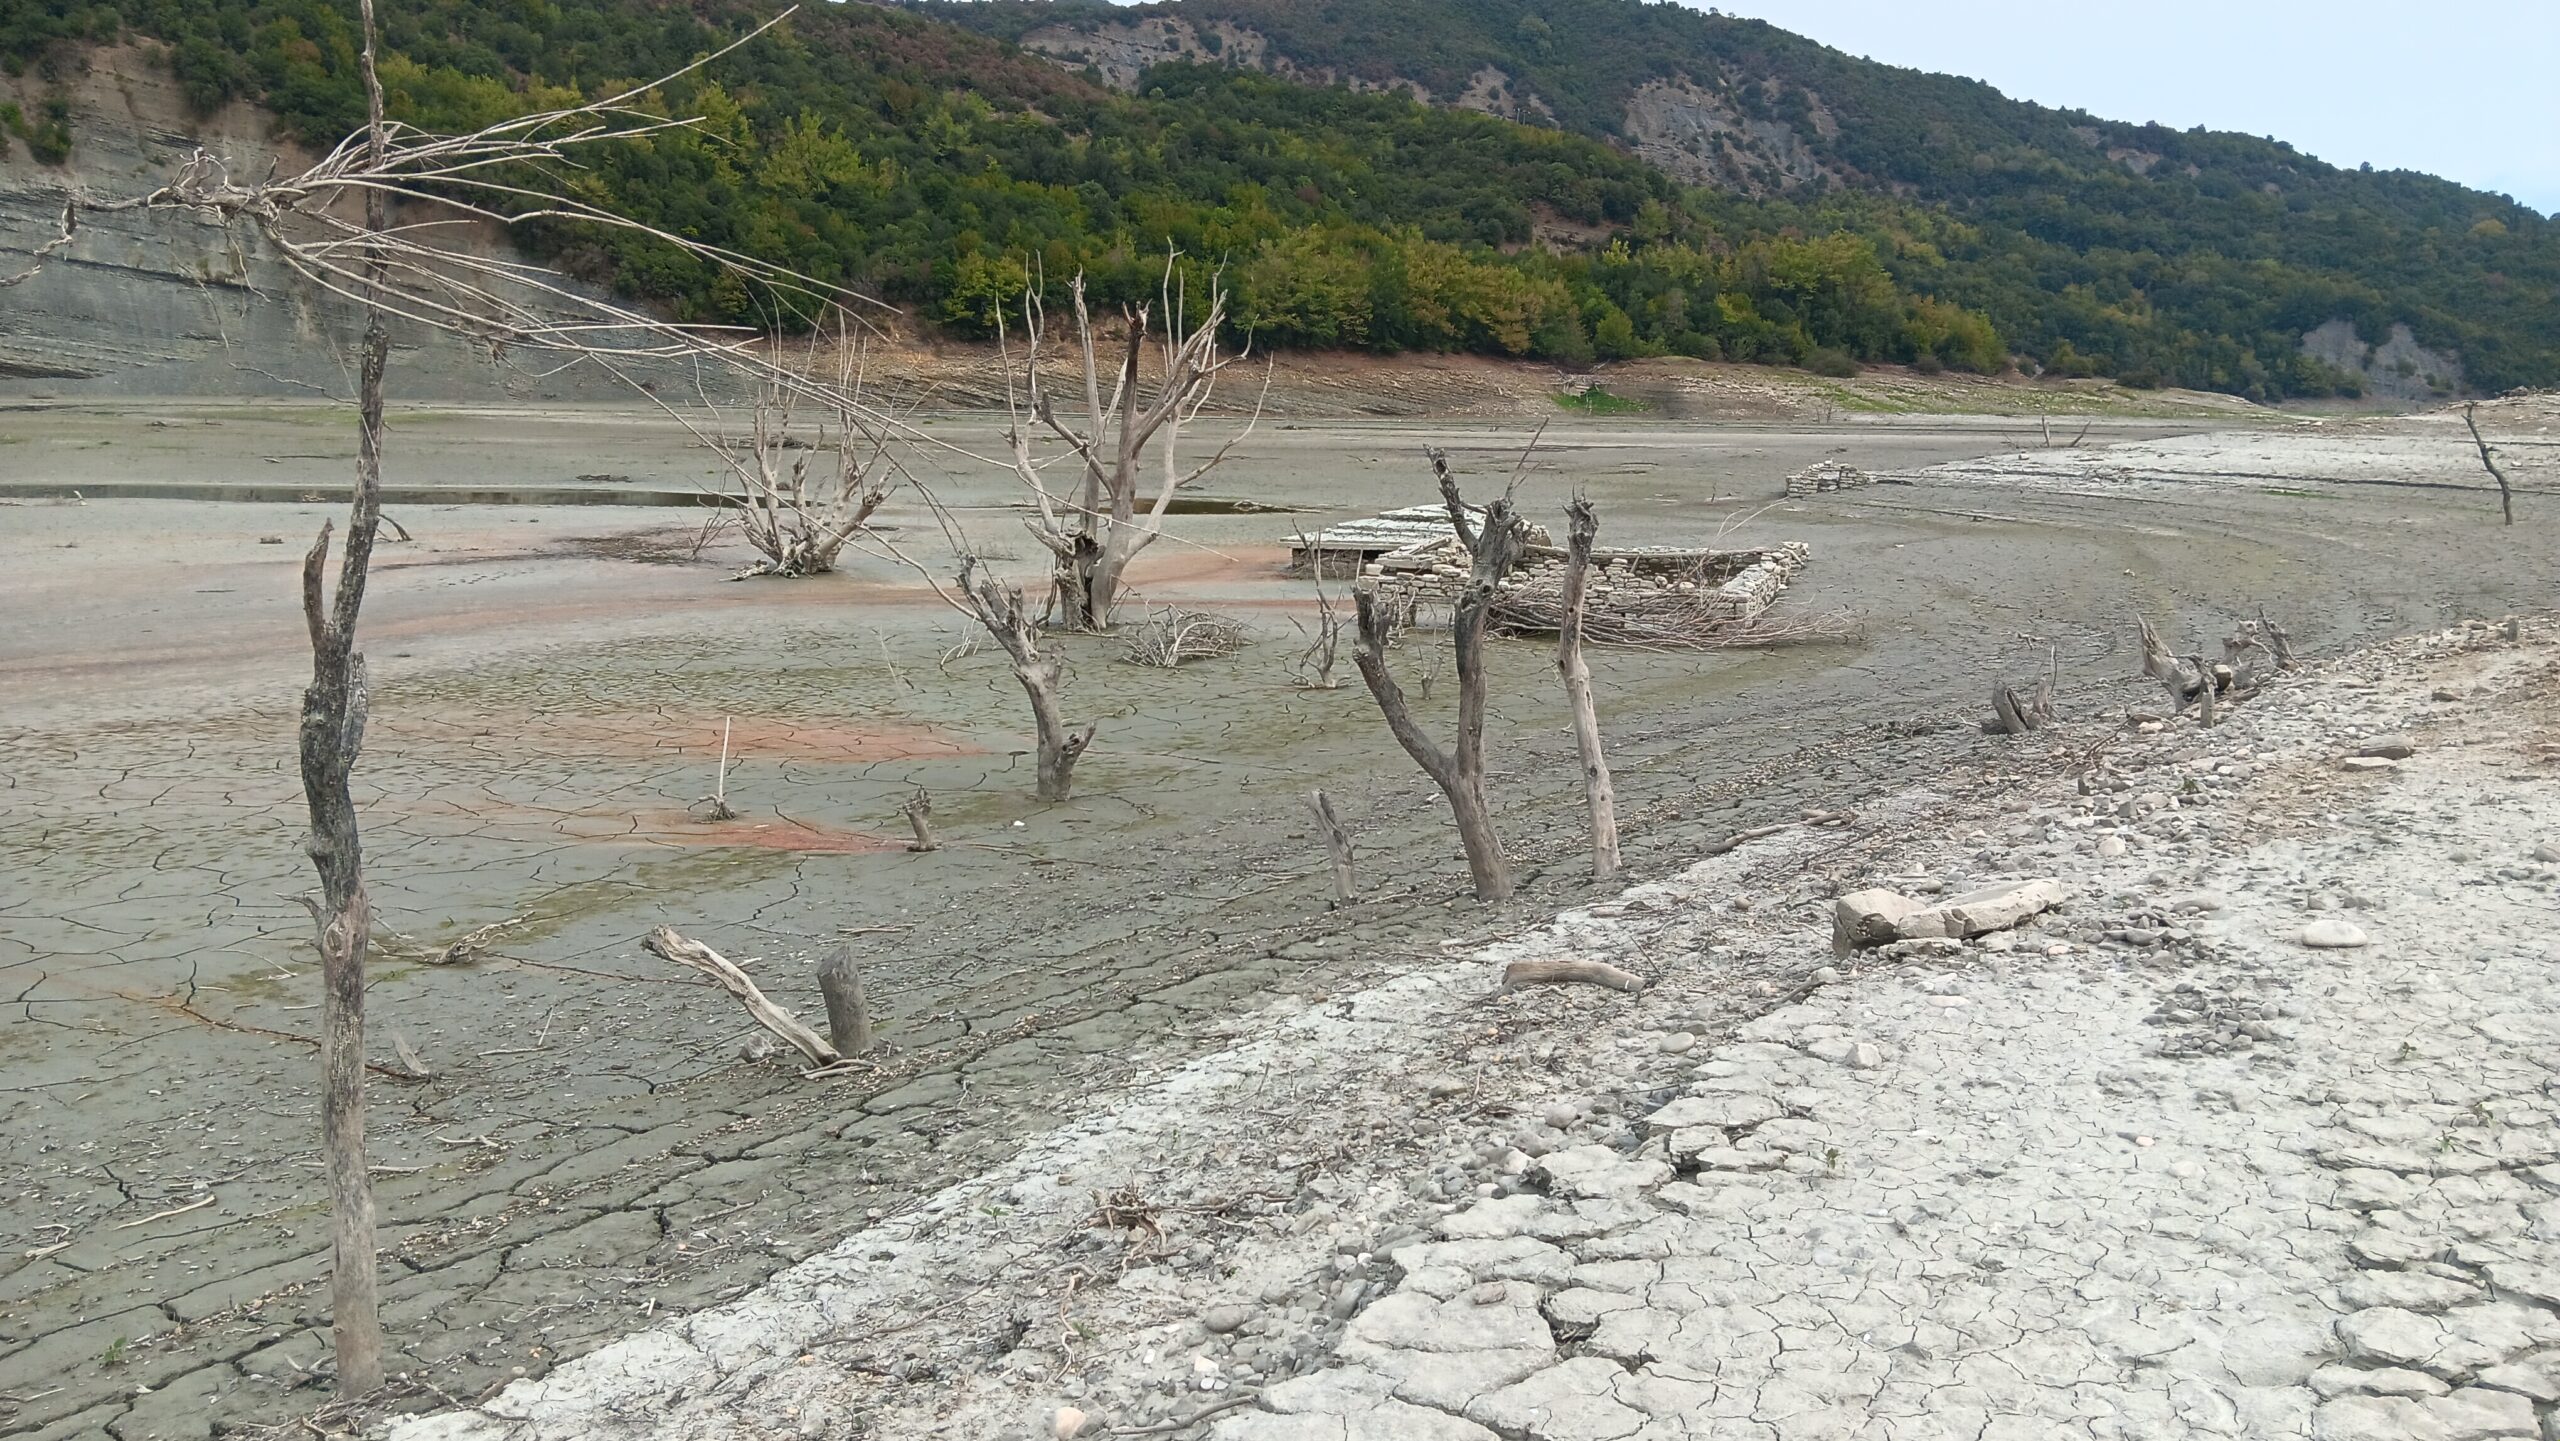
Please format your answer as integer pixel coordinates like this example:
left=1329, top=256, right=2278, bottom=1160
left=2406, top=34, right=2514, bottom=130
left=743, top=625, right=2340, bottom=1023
left=1700, top=1, right=2560, bottom=214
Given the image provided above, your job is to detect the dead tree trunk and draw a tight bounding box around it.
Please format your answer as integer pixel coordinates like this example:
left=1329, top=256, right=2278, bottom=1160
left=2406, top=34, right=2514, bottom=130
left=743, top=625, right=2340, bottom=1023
left=1351, top=451, right=1525, bottom=902
left=300, top=0, right=390, bottom=1398
left=815, top=943, right=872, bottom=1057
left=1307, top=789, right=1357, bottom=905
left=900, top=791, right=939, bottom=853
left=999, top=265, right=1262, bottom=631
left=2133, top=612, right=2202, bottom=711
left=2464, top=403, right=2517, bottom=526
left=961, top=558, right=1095, bottom=801
left=1990, top=684, right=2034, bottom=735
left=1555, top=498, right=1620, bottom=884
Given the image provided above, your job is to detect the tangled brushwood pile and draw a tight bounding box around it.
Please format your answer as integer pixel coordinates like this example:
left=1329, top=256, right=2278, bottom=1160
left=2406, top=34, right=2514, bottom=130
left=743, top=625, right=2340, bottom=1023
left=1121, top=608, right=1250, bottom=667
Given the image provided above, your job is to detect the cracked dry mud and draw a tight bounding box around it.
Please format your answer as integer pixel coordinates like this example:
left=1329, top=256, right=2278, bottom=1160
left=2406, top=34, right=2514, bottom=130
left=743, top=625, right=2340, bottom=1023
left=384, top=624, right=2560, bottom=1441
left=0, top=402, right=2551, bottom=1439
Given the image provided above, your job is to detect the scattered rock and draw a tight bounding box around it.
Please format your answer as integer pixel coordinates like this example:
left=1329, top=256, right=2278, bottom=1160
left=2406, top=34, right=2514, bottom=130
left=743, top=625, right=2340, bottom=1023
left=1904, top=878, right=2068, bottom=940
left=1202, top=1305, right=1255, bottom=1336
left=1645, top=1094, right=1782, bottom=1131
left=2339, top=756, right=2401, bottom=773
left=1535, top=1145, right=1671, bottom=1200
left=1831, top=888, right=1919, bottom=956
left=2096, top=835, right=2129, bottom=858
left=2354, top=735, right=2417, bottom=760
left=2301, top=919, right=2371, bottom=950
left=2534, top=844, right=2560, bottom=864
left=1051, top=1406, right=1091, bottom=1440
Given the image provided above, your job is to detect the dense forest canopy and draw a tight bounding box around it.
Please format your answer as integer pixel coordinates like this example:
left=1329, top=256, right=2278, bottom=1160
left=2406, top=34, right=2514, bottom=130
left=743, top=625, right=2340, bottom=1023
left=3, top=0, right=2554, bottom=398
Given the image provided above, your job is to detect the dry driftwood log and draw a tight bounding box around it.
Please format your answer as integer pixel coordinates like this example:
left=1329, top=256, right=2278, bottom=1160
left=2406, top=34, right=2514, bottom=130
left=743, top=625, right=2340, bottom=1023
left=644, top=926, right=840, bottom=1067
left=1556, top=497, right=1622, bottom=883
left=1501, top=958, right=1645, bottom=994
left=1307, top=789, right=1357, bottom=906
left=1352, top=450, right=1527, bottom=902
left=815, top=943, right=872, bottom=1057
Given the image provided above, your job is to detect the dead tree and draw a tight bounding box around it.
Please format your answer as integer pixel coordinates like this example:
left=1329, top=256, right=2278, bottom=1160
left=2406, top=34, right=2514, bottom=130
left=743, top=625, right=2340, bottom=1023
left=1308, top=789, right=1357, bottom=905
left=900, top=791, right=939, bottom=853
left=1555, top=498, right=1621, bottom=883
left=1352, top=451, right=1527, bottom=901
left=291, top=0, right=393, bottom=1393
left=2464, top=403, right=2517, bottom=526
left=1988, top=645, right=2059, bottom=735
left=2133, top=612, right=2209, bottom=712
left=815, top=943, right=873, bottom=1057
left=960, top=557, right=1095, bottom=801
left=1287, top=536, right=1347, bottom=689
left=998, top=264, right=1262, bottom=630
left=712, top=328, right=899, bottom=578
left=0, top=7, right=913, bottom=1396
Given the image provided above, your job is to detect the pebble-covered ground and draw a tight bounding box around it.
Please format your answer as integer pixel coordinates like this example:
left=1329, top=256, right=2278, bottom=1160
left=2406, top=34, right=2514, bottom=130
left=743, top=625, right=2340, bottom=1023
left=379, top=620, right=2558, bottom=1440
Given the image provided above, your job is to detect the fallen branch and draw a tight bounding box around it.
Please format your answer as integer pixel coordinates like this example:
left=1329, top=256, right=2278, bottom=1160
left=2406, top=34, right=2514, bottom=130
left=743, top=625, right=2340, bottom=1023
left=113, top=1194, right=218, bottom=1230
left=1500, top=959, right=1644, bottom=994
left=1701, top=822, right=1793, bottom=856
left=643, top=926, right=839, bottom=1066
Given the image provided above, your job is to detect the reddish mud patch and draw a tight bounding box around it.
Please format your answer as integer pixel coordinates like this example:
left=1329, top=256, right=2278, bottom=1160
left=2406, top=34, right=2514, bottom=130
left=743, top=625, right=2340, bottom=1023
left=375, top=710, right=981, bottom=763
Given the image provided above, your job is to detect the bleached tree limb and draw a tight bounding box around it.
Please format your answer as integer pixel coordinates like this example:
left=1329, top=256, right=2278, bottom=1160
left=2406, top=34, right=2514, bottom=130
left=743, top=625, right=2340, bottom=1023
left=1556, top=498, right=1621, bottom=884
left=644, top=927, right=840, bottom=1066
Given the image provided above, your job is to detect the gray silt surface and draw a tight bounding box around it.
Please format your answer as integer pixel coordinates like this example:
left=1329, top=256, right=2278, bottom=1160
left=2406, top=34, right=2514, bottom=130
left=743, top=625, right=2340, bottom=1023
left=0, top=403, right=2545, bottom=1436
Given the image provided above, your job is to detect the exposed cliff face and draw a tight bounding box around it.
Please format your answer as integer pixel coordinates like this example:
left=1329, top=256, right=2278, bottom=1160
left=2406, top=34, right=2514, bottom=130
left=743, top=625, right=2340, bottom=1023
left=1620, top=78, right=1840, bottom=195
left=2300, top=319, right=2464, bottom=403
left=0, top=46, right=639, bottom=400
left=1018, top=15, right=1279, bottom=91
left=1006, top=18, right=1839, bottom=198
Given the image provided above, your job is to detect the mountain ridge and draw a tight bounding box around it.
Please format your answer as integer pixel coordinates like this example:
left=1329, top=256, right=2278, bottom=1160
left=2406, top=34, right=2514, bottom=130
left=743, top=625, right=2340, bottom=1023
left=3, top=0, right=2553, bottom=399
left=919, top=0, right=2555, bottom=396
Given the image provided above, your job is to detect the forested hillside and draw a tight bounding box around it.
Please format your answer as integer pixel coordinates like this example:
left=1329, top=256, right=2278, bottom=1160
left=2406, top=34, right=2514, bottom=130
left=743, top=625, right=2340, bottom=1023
left=931, top=0, right=2560, bottom=398
left=4, top=0, right=2555, bottom=399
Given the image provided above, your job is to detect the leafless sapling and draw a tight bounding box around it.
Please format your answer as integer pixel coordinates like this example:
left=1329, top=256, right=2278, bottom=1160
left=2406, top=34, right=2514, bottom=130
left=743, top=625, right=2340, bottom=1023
left=2464, top=402, right=2517, bottom=526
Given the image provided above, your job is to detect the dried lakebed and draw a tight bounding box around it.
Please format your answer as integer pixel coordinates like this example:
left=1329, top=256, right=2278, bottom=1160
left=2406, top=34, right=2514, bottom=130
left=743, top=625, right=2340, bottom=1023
left=389, top=622, right=2560, bottom=1441
left=0, top=402, right=2549, bottom=1438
